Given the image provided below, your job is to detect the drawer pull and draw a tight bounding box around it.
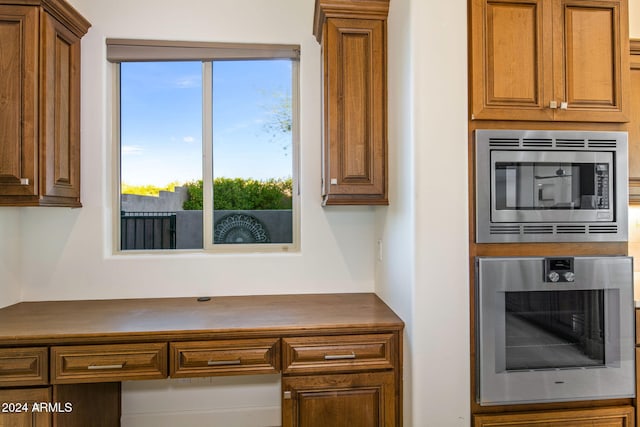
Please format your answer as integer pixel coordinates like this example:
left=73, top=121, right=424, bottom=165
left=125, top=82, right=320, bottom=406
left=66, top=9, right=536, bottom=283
left=87, top=363, right=124, bottom=370
left=207, top=359, right=241, bottom=366
left=324, top=352, right=356, bottom=361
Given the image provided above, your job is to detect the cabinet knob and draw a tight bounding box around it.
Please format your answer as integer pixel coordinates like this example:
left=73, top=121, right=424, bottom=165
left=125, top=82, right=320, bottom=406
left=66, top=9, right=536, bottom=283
left=560, top=101, right=568, bottom=110
left=283, top=391, right=292, bottom=400
left=20, top=178, right=29, bottom=185
left=549, top=100, right=558, bottom=109
left=330, top=178, right=338, bottom=185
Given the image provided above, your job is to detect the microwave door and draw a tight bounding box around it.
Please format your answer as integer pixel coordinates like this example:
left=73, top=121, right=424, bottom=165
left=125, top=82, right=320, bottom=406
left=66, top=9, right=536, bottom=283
left=533, top=164, right=575, bottom=208
left=490, top=151, right=614, bottom=224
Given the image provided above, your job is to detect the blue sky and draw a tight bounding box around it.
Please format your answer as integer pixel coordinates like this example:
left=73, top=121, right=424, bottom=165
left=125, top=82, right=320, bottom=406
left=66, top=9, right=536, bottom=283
left=120, top=60, right=293, bottom=187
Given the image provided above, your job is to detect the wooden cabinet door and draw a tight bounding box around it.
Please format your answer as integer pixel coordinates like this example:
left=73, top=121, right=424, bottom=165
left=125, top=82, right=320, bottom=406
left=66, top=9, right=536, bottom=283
left=0, top=387, right=51, bottom=427
left=470, top=0, right=554, bottom=121
left=282, top=372, right=396, bottom=427
left=552, top=0, right=628, bottom=122
left=322, top=17, right=387, bottom=205
left=39, top=11, right=81, bottom=206
left=470, top=0, right=628, bottom=122
left=0, top=5, right=39, bottom=199
left=628, top=40, right=640, bottom=202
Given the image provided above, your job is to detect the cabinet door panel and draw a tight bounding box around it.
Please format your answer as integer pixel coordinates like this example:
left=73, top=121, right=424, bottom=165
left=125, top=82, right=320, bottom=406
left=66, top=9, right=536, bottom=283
left=282, top=372, right=396, bottom=427
left=628, top=44, right=640, bottom=201
left=323, top=18, right=386, bottom=205
left=554, top=0, right=628, bottom=121
left=39, top=11, right=81, bottom=205
left=0, top=388, right=51, bottom=427
left=0, top=6, right=38, bottom=197
left=471, top=0, right=553, bottom=120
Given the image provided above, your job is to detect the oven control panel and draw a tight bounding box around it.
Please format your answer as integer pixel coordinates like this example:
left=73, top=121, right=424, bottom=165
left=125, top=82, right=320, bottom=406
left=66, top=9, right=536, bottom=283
left=544, top=257, right=575, bottom=282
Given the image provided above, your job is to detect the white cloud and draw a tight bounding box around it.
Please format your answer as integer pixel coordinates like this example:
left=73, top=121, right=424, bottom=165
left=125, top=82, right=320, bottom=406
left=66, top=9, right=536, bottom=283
left=175, top=75, right=201, bottom=89
left=122, top=145, right=144, bottom=155
left=183, top=136, right=195, bottom=143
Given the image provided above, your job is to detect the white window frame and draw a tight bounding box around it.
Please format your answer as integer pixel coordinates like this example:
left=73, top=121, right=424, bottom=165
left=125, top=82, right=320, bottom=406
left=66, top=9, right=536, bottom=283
left=109, top=39, right=301, bottom=253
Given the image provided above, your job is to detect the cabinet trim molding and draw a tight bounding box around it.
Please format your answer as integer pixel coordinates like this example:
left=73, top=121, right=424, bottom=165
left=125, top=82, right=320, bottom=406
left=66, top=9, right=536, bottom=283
left=313, top=0, right=390, bottom=42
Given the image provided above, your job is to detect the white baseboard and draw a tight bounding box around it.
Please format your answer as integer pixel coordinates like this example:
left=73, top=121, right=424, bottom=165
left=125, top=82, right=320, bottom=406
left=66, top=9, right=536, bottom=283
left=121, top=406, right=280, bottom=427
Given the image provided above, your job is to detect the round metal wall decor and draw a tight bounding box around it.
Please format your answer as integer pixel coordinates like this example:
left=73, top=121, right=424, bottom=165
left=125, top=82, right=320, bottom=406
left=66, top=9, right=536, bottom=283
left=214, top=213, right=270, bottom=244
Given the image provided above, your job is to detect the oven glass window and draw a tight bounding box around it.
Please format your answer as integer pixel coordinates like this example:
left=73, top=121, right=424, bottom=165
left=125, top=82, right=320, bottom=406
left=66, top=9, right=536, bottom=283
left=505, top=290, right=605, bottom=370
left=495, top=162, right=609, bottom=211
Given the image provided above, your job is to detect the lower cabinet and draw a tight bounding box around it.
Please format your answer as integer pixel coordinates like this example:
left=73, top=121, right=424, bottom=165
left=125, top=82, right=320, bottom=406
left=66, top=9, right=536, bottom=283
left=474, top=406, right=635, bottom=427
left=0, top=383, right=120, bottom=427
left=282, top=372, right=396, bottom=427
left=0, top=387, right=51, bottom=427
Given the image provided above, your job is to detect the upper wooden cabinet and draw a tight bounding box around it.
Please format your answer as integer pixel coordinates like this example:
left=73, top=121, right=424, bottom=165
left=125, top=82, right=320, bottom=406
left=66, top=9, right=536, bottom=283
left=628, top=39, right=640, bottom=203
left=470, top=0, right=629, bottom=122
left=313, top=0, right=389, bottom=205
left=0, top=0, right=90, bottom=207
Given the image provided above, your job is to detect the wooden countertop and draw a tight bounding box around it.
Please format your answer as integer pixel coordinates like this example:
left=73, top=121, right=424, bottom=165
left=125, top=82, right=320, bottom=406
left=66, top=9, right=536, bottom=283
left=0, top=293, right=404, bottom=346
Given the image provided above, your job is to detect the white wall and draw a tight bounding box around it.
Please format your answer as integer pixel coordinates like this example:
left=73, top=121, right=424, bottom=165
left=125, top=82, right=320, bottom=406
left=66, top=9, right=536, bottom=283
left=0, top=209, right=21, bottom=308
left=410, top=1, right=469, bottom=424
left=16, top=0, right=379, bottom=425
left=377, top=0, right=469, bottom=425
left=376, top=0, right=415, bottom=424
left=20, top=0, right=377, bottom=300
left=631, top=0, right=640, bottom=37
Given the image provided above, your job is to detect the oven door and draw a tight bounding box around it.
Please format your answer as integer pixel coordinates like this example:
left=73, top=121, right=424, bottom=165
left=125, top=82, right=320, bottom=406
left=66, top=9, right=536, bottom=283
left=476, top=256, right=634, bottom=406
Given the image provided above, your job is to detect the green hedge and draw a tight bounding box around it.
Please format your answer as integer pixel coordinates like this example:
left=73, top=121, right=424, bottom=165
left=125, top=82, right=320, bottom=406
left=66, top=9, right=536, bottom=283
left=183, top=178, right=292, bottom=210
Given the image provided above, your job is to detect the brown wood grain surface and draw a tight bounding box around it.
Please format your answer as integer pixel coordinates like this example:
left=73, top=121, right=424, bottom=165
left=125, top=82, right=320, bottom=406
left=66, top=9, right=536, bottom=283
left=0, top=294, right=404, bottom=346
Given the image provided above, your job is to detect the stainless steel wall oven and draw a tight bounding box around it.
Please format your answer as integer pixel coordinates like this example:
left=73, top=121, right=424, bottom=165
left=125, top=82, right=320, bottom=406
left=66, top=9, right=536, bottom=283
left=475, top=256, right=634, bottom=406
left=475, top=129, right=628, bottom=243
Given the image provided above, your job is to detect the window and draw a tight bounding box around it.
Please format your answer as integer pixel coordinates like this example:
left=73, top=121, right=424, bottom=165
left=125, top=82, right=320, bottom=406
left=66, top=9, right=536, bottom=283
left=109, top=40, right=300, bottom=252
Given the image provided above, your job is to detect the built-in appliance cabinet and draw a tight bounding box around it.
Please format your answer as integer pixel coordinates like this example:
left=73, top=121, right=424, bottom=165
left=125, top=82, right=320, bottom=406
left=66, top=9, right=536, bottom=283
left=0, top=295, right=403, bottom=427
left=0, top=0, right=90, bottom=207
left=474, top=406, right=634, bottom=427
left=628, top=39, right=640, bottom=203
left=313, top=0, right=389, bottom=205
left=470, top=0, right=629, bottom=122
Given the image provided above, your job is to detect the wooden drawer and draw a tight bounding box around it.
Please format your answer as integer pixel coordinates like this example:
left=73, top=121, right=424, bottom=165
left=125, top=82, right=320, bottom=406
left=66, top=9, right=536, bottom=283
left=51, top=343, right=167, bottom=384
left=0, top=347, right=48, bottom=387
left=282, top=334, right=396, bottom=375
left=474, top=406, right=634, bottom=427
left=170, top=338, right=280, bottom=377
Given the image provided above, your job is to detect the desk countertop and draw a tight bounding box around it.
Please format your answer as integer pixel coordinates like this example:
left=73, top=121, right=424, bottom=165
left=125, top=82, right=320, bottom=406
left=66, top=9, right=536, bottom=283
left=0, top=293, right=404, bottom=346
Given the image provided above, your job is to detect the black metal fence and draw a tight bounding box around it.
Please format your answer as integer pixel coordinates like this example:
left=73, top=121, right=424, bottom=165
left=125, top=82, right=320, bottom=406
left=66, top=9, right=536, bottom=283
left=121, top=212, right=176, bottom=250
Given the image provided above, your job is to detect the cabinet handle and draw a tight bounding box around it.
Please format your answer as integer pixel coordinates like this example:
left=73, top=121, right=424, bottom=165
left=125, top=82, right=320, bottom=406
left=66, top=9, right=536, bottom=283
left=207, top=359, right=241, bottom=366
left=324, top=352, right=356, bottom=360
left=87, top=363, right=124, bottom=370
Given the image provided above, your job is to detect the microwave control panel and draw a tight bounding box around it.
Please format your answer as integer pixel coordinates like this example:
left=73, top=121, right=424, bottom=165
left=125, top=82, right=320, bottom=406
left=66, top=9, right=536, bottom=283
left=595, top=164, right=609, bottom=209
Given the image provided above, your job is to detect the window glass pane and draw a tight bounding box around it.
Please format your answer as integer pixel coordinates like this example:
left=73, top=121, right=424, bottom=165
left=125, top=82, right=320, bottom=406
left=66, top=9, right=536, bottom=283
left=120, top=61, right=203, bottom=250
left=211, top=60, right=293, bottom=245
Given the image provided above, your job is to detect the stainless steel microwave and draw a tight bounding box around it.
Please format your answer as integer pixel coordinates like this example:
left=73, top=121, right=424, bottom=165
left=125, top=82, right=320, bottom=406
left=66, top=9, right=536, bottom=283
left=475, top=130, right=628, bottom=243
